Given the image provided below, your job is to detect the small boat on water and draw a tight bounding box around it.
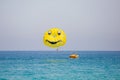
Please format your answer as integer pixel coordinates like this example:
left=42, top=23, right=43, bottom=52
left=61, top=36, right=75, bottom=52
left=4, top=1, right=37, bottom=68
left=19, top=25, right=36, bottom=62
left=69, top=54, right=79, bottom=59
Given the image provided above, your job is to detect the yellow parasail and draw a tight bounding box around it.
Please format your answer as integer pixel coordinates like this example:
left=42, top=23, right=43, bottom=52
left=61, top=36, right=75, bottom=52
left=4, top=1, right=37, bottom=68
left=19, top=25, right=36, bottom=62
left=43, top=28, right=66, bottom=48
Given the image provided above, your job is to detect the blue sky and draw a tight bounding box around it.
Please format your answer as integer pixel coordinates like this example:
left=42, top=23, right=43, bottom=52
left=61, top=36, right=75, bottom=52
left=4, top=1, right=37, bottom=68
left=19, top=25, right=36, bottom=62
left=0, top=0, right=120, bottom=51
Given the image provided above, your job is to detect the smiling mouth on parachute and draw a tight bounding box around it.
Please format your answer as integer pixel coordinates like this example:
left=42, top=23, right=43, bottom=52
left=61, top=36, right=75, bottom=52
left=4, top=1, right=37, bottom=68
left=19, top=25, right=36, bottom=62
left=46, top=40, right=61, bottom=44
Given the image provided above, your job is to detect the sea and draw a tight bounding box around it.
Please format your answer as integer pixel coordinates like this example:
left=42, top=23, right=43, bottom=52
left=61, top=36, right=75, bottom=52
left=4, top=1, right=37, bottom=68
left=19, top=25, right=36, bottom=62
left=0, top=51, right=120, bottom=80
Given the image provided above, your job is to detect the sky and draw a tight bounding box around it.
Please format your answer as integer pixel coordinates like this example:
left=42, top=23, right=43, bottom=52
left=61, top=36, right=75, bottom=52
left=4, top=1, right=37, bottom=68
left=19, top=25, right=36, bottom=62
left=0, top=0, right=120, bottom=51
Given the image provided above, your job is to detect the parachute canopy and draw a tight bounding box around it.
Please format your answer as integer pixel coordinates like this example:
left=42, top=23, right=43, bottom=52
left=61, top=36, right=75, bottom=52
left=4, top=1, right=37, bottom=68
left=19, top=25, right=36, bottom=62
left=43, top=28, right=66, bottom=48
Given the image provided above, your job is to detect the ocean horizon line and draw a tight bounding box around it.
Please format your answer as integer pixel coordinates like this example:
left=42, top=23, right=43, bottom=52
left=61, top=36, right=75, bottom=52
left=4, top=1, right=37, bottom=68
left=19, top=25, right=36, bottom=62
left=0, top=50, right=120, bottom=52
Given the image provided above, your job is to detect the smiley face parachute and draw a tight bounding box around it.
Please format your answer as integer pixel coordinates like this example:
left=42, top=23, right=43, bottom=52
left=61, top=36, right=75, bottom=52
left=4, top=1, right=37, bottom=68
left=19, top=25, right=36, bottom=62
left=43, top=28, right=66, bottom=48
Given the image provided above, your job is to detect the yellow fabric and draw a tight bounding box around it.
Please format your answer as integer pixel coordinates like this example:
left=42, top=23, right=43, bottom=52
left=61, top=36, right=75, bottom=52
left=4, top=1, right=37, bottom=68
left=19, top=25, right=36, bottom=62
left=43, top=28, right=66, bottom=48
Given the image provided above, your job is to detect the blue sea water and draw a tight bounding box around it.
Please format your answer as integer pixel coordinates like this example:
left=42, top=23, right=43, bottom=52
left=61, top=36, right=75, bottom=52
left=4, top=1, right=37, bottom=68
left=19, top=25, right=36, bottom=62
left=0, top=51, right=120, bottom=80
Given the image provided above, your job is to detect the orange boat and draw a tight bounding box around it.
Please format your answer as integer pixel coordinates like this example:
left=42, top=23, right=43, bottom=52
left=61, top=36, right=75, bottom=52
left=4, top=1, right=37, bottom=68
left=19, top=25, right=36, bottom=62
left=69, top=54, right=79, bottom=58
